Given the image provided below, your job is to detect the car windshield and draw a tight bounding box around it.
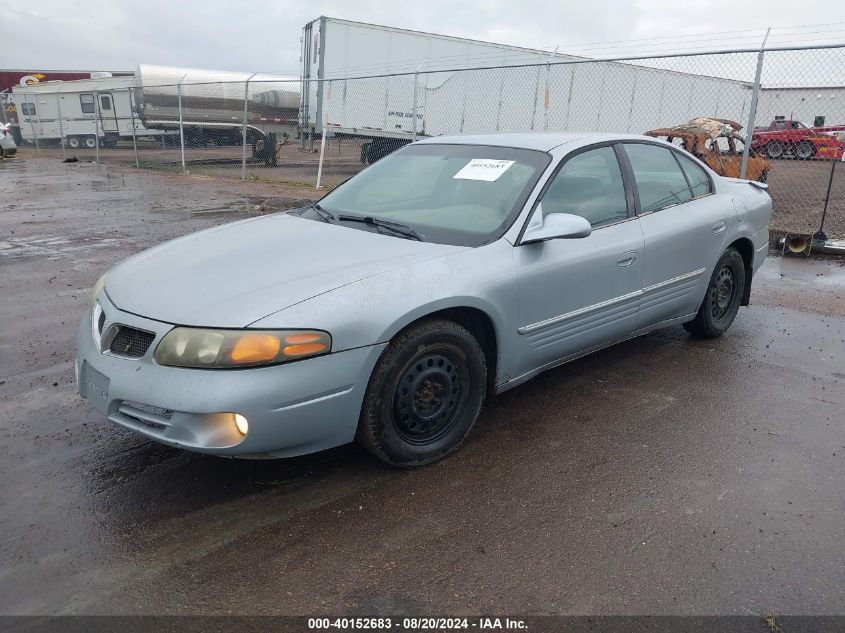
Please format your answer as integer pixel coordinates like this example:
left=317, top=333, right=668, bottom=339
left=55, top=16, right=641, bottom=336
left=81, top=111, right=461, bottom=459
left=316, top=143, right=551, bottom=246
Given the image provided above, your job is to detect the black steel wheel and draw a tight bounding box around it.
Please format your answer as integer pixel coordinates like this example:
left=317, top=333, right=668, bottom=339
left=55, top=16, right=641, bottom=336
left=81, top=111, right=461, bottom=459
left=357, top=318, right=487, bottom=467
left=683, top=248, right=746, bottom=338
left=765, top=141, right=785, bottom=159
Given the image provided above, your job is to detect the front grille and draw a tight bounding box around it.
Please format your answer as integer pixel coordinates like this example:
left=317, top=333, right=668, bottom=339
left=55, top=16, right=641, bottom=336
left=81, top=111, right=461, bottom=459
left=97, top=309, right=106, bottom=334
left=121, top=401, right=173, bottom=420
left=109, top=326, right=155, bottom=358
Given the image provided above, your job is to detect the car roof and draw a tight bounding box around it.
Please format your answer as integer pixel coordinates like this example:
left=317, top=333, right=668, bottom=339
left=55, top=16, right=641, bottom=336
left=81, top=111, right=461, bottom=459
left=413, top=132, right=660, bottom=152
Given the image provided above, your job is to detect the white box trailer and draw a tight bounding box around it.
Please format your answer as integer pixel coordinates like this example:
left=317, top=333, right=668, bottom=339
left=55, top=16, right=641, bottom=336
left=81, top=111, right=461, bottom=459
left=11, top=75, right=160, bottom=149
left=301, top=17, right=754, bottom=163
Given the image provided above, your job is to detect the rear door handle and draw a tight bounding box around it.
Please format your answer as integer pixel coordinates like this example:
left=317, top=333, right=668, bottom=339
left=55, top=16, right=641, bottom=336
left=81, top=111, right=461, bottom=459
left=617, top=250, right=638, bottom=267
left=712, top=219, right=727, bottom=234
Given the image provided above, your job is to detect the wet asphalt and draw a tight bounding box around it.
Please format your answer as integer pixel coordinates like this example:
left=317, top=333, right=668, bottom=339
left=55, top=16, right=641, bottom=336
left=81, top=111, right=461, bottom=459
left=1, top=157, right=844, bottom=616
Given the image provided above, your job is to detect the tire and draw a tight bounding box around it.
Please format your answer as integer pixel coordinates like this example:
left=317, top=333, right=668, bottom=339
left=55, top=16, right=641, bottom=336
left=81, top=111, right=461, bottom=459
left=765, top=141, right=785, bottom=159
left=793, top=140, right=815, bottom=160
left=83, top=135, right=97, bottom=149
left=356, top=318, right=487, bottom=468
left=683, top=248, right=746, bottom=338
left=67, top=136, right=81, bottom=149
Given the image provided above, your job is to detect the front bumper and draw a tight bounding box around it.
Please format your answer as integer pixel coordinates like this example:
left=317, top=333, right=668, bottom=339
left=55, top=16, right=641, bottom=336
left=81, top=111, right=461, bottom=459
left=76, top=292, right=386, bottom=458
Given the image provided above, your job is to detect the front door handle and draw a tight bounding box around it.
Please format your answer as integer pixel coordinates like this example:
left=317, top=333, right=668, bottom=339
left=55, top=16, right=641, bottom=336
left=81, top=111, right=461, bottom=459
left=617, top=250, right=638, bottom=267
left=712, top=219, right=727, bottom=234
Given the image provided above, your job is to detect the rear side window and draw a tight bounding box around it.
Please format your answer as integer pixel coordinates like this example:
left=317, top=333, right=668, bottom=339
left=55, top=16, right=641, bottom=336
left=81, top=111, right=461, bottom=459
left=20, top=102, right=36, bottom=115
left=540, top=146, right=628, bottom=228
left=100, top=95, right=112, bottom=111
left=80, top=94, right=95, bottom=114
left=674, top=153, right=712, bottom=198
left=624, top=143, right=693, bottom=213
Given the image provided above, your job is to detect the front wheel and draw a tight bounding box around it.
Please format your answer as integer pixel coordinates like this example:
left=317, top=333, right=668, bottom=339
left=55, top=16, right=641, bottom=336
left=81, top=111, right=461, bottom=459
left=683, top=248, right=746, bottom=338
left=357, top=319, right=487, bottom=468
left=83, top=135, right=97, bottom=149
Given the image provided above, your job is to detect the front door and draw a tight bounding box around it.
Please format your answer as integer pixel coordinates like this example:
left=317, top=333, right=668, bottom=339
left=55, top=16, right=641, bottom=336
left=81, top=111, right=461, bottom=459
left=514, top=144, right=644, bottom=373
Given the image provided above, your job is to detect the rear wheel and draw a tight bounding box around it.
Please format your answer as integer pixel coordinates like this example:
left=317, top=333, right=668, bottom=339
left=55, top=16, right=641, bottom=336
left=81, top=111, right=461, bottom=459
left=793, top=140, right=815, bottom=160
left=83, top=135, right=97, bottom=149
left=683, top=248, right=746, bottom=338
left=765, top=141, right=785, bottom=159
left=357, top=319, right=487, bottom=468
left=67, top=136, right=81, bottom=149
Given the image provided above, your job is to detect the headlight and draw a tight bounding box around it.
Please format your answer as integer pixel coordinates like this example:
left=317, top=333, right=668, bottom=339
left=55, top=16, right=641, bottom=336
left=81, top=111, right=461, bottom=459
left=154, top=328, right=332, bottom=369
left=90, top=274, right=106, bottom=307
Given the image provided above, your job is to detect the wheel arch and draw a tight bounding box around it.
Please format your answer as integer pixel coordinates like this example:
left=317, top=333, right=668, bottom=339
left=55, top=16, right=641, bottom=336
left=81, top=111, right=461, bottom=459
left=381, top=301, right=502, bottom=393
left=727, top=236, right=754, bottom=306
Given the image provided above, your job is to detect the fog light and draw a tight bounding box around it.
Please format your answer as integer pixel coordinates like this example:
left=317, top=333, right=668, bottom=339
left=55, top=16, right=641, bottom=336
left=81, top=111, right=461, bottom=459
left=234, top=413, right=249, bottom=436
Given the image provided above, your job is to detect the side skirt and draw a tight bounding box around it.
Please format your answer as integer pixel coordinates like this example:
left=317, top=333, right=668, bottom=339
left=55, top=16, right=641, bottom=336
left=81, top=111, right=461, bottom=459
left=494, top=312, right=698, bottom=395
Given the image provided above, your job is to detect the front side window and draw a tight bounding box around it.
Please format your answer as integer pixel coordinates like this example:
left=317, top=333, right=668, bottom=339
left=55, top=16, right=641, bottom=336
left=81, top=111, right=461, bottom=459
left=316, top=144, right=550, bottom=246
left=624, top=143, right=694, bottom=213
left=21, top=102, right=36, bottom=115
left=539, top=146, right=628, bottom=229
left=80, top=94, right=95, bottom=114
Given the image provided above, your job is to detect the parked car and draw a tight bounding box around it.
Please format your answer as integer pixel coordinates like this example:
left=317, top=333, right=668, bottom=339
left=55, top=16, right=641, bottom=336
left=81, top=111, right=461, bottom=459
left=0, top=123, right=17, bottom=158
left=645, top=118, right=770, bottom=182
left=77, top=132, right=772, bottom=467
left=751, top=119, right=845, bottom=160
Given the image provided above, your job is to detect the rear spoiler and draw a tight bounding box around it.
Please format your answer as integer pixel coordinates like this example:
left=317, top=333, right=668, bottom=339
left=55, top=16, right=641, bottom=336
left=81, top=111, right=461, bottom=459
left=724, top=176, right=768, bottom=191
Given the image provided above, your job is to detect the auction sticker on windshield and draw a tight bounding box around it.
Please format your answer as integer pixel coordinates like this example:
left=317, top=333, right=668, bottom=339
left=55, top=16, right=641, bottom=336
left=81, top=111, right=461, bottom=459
left=453, top=158, right=515, bottom=182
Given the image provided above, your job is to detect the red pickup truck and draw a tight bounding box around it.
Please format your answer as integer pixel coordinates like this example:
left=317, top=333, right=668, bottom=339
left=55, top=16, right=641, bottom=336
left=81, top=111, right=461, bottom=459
left=750, top=119, right=845, bottom=160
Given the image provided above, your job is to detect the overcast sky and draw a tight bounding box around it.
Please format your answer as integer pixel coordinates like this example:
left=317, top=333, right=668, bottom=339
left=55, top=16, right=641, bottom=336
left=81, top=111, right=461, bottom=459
left=3, top=0, right=845, bottom=73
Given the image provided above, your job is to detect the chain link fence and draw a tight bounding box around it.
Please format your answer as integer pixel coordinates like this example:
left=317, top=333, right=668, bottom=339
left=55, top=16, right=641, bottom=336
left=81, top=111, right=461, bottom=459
left=6, top=44, right=845, bottom=239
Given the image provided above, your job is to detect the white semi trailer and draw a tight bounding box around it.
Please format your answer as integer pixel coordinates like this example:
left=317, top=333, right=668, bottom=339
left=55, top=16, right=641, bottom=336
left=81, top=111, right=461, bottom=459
left=300, top=17, right=754, bottom=164
left=11, top=74, right=157, bottom=148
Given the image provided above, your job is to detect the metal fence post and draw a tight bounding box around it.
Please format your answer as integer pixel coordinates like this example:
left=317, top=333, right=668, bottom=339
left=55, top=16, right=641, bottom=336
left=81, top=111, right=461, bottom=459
left=24, top=94, right=40, bottom=153
left=55, top=91, right=65, bottom=159
left=94, top=89, right=101, bottom=163
left=543, top=46, right=559, bottom=132
left=127, top=87, right=140, bottom=168
left=241, top=73, right=256, bottom=180
left=740, top=27, right=770, bottom=179
left=411, top=69, right=419, bottom=142
left=315, top=80, right=329, bottom=189
left=177, top=76, right=186, bottom=172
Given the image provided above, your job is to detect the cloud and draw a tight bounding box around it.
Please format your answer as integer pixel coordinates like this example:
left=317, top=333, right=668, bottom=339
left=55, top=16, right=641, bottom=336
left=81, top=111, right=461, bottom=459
left=1, top=0, right=844, bottom=74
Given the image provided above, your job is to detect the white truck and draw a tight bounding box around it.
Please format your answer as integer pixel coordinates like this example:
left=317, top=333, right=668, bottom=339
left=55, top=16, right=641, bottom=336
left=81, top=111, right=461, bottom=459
left=300, top=16, right=754, bottom=164
left=11, top=74, right=158, bottom=148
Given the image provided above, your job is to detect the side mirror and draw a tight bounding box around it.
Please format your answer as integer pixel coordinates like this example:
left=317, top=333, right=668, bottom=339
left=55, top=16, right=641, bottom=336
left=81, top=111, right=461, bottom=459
left=521, top=209, right=592, bottom=244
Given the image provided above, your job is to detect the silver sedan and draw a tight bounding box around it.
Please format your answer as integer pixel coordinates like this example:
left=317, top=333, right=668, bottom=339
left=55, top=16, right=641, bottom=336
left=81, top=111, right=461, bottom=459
left=76, top=133, right=772, bottom=467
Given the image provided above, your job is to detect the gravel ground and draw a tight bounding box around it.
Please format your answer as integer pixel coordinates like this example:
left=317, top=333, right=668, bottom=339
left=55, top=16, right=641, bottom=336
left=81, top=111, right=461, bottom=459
left=1, top=156, right=844, bottom=618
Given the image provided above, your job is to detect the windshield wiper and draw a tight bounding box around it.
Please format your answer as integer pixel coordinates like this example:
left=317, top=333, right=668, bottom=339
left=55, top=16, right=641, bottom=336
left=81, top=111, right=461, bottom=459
left=336, top=214, right=422, bottom=241
left=309, top=202, right=336, bottom=223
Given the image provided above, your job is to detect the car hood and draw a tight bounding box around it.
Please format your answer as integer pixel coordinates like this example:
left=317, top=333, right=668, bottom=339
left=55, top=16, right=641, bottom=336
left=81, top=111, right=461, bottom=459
left=106, top=213, right=464, bottom=327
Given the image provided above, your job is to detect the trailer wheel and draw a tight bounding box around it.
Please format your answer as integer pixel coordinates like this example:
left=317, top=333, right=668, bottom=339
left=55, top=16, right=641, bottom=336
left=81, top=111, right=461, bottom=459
left=83, top=135, right=97, bottom=149
left=67, top=136, right=81, bottom=149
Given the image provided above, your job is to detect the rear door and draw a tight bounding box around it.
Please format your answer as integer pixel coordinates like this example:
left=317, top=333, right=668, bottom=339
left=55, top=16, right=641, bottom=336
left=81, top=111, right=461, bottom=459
left=620, top=142, right=728, bottom=328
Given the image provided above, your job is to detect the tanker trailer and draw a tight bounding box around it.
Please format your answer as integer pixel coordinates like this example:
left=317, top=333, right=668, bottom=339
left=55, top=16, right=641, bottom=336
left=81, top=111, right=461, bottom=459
left=134, top=64, right=300, bottom=148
